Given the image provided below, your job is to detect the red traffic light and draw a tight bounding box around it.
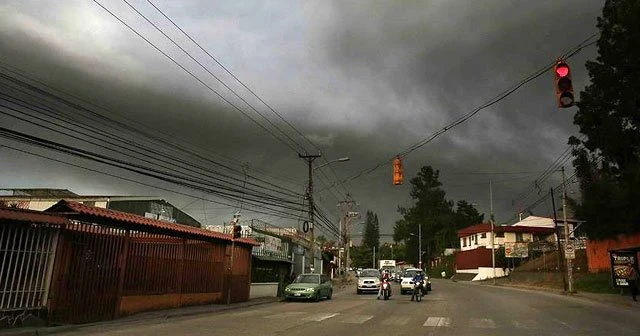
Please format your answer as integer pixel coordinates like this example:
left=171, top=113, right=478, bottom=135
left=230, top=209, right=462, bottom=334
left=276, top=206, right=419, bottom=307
left=555, top=63, right=570, bottom=77
left=554, top=60, right=574, bottom=108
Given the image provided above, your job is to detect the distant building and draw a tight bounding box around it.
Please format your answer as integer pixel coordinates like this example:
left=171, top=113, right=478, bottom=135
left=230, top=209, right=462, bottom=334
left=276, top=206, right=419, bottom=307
left=0, top=188, right=201, bottom=228
left=456, top=216, right=563, bottom=281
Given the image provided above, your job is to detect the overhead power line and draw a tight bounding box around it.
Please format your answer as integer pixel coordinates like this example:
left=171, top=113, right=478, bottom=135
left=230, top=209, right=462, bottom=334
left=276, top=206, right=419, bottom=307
left=142, top=0, right=350, bottom=200
left=335, top=33, right=600, bottom=186
left=92, top=0, right=302, bottom=154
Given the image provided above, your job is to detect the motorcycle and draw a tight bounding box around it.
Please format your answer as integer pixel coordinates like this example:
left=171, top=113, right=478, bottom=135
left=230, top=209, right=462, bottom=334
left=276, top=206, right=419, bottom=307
left=381, top=279, right=391, bottom=300
left=411, top=280, right=424, bottom=302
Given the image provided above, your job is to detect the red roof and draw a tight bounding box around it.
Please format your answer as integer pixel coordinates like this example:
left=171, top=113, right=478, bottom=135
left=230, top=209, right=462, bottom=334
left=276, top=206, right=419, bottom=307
left=458, top=222, right=555, bottom=238
left=46, top=200, right=258, bottom=246
left=0, top=207, right=68, bottom=225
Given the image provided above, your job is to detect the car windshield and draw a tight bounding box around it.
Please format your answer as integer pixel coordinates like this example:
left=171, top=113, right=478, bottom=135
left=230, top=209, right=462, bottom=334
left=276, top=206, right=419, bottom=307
left=294, top=274, right=319, bottom=284
left=404, top=270, right=420, bottom=277
left=360, top=270, right=380, bottom=278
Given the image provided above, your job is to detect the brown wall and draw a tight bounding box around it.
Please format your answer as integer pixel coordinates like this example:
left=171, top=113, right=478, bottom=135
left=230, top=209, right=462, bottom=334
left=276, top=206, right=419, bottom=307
left=119, top=293, right=221, bottom=316
left=455, top=247, right=493, bottom=270
left=586, top=233, right=640, bottom=272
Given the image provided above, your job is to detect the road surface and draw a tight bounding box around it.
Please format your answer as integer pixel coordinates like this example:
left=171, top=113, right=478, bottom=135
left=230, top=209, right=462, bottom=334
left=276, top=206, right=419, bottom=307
left=51, top=279, right=640, bottom=336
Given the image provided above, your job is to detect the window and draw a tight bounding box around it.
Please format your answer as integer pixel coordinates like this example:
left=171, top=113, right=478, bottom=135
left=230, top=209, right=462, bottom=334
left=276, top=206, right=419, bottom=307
left=495, top=232, right=504, bottom=238
left=463, top=238, right=467, bottom=247
left=480, top=233, right=486, bottom=238
left=516, top=232, right=524, bottom=242
left=475, top=235, right=478, bottom=245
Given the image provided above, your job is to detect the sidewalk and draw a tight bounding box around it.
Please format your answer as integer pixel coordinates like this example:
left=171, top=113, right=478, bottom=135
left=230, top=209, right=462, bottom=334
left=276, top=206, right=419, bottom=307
left=2, top=297, right=280, bottom=336
left=472, top=280, right=640, bottom=310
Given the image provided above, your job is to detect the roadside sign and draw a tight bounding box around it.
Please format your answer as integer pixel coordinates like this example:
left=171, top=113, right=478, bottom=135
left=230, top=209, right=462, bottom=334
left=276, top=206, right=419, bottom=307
left=565, top=242, right=575, bottom=260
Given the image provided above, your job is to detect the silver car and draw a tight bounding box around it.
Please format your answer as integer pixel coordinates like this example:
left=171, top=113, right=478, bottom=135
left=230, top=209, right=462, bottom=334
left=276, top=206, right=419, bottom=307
left=356, top=268, right=381, bottom=294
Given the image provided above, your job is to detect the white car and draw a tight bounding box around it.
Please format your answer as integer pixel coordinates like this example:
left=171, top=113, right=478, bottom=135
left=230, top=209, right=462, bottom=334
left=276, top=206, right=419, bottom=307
left=356, top=268, right=381, bottom=294
left=400, top=268, right=429, bottom=294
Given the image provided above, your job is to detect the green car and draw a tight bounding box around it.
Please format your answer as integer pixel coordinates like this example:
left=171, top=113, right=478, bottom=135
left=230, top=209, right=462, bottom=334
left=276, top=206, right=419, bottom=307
left=284, top=273, right=333, bottom=301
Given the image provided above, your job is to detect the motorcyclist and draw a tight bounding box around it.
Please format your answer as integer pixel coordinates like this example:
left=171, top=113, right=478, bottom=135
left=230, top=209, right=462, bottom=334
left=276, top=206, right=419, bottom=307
left=411, top=271, right=425, bottom=301
left=377, top=270, right=393, bottom=299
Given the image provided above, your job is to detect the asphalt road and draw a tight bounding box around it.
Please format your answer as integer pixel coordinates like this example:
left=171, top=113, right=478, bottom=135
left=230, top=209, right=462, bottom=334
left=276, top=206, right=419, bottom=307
left=51, top=279, right=640, bottom=336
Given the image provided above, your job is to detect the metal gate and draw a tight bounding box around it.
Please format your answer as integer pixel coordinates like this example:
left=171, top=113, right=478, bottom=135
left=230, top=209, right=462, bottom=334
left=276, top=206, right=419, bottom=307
left=0, top=223, right=58, bottom=325
left=51, top=223, right=125, bottom=324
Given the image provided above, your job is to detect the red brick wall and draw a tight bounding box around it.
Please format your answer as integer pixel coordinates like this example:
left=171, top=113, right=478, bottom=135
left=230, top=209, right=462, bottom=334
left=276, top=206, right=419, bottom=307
left=455, top=247, right=493, bottom=270
left=586, top=232, right=640, bottom=272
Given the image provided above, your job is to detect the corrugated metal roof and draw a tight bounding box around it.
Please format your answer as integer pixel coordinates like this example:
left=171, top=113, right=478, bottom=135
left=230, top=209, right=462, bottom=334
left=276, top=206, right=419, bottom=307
left=46, top=200, right=258, bottom=245
left=0, top=207, right=68, bottom=225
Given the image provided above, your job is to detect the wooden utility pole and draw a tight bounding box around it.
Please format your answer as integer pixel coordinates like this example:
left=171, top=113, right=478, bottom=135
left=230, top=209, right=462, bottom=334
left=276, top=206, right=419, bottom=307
left=300, top=153, right=321, bottom=272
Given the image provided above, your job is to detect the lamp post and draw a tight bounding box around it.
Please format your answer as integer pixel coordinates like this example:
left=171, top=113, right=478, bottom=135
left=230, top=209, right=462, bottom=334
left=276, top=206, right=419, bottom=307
left=301, top=155, right=350, bottom=273
left=409, top=224, right=422, bottom=270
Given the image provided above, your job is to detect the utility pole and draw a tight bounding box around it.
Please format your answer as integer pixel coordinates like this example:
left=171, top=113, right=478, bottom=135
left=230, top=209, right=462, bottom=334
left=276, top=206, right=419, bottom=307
left=550, top=187, right=568, bottom=292
left=418, top=223, right=422, bottom=270
left=562, top=167, right=575, bottom=293
left=338, top=197, right=358, bottom=273
left=372, top=246, right=376, bottom=268
left=300, top=153, right=321, bottom=273
left=490, top=180, right=496, bottom=285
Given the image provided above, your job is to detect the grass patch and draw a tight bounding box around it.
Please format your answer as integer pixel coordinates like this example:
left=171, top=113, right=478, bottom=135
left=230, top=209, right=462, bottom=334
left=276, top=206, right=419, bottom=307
left=574, top=272, right=618, bottom=294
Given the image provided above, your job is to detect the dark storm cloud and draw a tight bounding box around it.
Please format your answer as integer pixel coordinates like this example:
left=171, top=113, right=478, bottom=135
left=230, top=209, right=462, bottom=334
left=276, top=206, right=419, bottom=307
left=0, top=0, right=604, bottom=235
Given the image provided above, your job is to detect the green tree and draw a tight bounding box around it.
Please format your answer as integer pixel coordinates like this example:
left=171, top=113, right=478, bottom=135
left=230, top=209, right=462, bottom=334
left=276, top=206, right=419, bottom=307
left=570, top=0, right=640, bottom=239
left=394, top=166, right=482, bottom=268
left=362, top=210, right=380, bottom=250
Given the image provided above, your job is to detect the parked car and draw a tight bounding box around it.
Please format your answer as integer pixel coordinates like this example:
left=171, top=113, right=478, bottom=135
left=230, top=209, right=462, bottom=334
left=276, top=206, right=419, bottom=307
left=284, top=273, right=333, bottom=301
left=356, top=268, right=381, bottom=294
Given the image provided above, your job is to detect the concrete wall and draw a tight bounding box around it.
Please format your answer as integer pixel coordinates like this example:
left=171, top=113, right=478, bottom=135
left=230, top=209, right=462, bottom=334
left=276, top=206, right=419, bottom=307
left=250, top=283, right=279, bottom=299
left=472, top=267, right=506, bottom=281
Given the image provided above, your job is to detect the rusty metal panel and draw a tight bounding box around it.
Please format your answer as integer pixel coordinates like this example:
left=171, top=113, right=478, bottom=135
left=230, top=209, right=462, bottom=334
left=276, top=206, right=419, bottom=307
left=50, top=222, right=125, bottom=324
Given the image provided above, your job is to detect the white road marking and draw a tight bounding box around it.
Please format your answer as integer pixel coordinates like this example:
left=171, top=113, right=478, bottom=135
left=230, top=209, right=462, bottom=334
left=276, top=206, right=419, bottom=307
left=423, top=317, right=451, bottom=327
left=303, top=313, right=340, bottom=321
left=512, top=319, right=537, bottom=329
left=339, top=314, right=374, bottom=324
left=382, top=316, right=411, bottom=325
left=263, top=312, right=306, bottom=319
left=468, top=318, right=496, bottom=328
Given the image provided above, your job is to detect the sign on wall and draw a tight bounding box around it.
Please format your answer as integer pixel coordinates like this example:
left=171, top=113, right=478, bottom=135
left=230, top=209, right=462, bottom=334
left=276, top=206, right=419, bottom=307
left=504, top=242, right=529, bottom=258
left=610, top=251, right=638, bottom=288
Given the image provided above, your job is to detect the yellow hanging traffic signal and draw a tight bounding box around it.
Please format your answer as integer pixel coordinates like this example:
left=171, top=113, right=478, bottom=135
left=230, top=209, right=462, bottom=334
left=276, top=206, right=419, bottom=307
left=555, top=60, right=574, bottom=108
left=393, top=156, right=403, bottom=185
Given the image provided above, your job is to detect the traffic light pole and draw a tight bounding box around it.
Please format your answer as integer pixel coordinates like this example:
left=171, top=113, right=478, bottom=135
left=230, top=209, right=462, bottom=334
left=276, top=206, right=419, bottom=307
left=300, top=153, right=321, bottom=273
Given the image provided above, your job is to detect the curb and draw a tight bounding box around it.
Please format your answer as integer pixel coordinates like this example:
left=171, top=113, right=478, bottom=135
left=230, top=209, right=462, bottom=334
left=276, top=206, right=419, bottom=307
left=1, top=298, right=280, bottom=336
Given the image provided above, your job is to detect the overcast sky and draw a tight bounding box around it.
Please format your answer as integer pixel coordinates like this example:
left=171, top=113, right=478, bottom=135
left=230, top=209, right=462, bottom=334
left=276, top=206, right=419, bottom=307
left=0, top=0, right=604, bottom=241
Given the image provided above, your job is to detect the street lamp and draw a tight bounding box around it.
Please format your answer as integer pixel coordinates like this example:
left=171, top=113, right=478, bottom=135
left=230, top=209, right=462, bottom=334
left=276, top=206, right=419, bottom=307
left=314, top=157, right=350, bottom=171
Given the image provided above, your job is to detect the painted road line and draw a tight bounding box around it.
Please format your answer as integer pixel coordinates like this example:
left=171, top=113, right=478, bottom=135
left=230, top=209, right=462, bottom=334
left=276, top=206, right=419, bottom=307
left=263, top=312, right=306, bottom=319
left=339, top=314, right=374, bottom=324
left=303, top=313, right=340, bottom=321
left=423, top=317, right=451, bottom=327
left=468, top=318, right=497, bottom=328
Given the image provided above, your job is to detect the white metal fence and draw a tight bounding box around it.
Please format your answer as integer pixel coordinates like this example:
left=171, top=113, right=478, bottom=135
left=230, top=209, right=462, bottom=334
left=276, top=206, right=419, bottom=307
left=0, top=223, right=58, bottom=313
